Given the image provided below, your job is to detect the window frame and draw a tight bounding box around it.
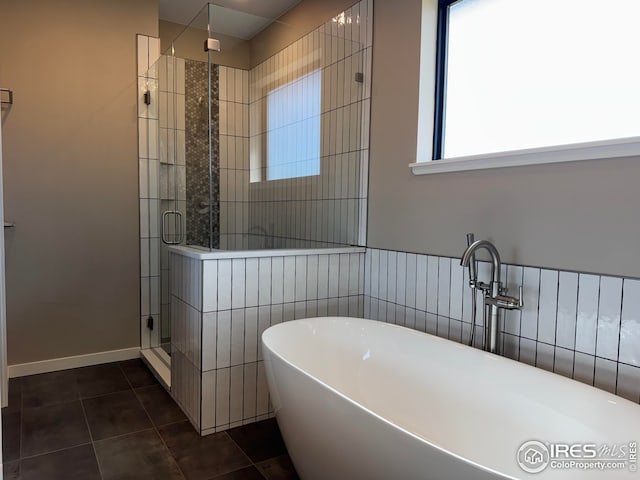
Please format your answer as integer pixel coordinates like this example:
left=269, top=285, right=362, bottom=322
left=411, top=0, right=640, bottom=175
left=432, top=0, right=457, bottom=161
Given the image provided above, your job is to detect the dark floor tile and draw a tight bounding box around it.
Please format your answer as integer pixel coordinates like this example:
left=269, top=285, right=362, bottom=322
left=5, top=377, right=22, bottom=413
left=22, top=370, right=79, bottom=408
left=256, top=455, right=299, bottom=480
left=227, top=419, right=287, bottom=463
left=75, top=363, right=131, bottom=398
left=3, top=460, right=20, bottom=480
left=82, top=389, right=152, bottom=441
left=119, top=359, right=158, bottom=388
left=21, top=401, right=91, bottom=457
left=20, top=444, right=101, bottom=480
left=135, top=385, right=186, bottom=427
left=212, top=466, right=265, bottom=480
left=159, top=421, right=251, bottom=480
left=94, top=429, right=184, bottom=480
left=2, top=410, right=21, bottom=461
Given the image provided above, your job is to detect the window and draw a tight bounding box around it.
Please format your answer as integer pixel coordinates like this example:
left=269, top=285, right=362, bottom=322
left=266, top=69, right=321, bottom=181
left=428, top=0, right=640, bottom=165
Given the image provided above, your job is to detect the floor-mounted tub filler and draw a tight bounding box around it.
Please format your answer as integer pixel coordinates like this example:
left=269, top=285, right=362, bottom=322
left=262, top=317, right=640, bottom=479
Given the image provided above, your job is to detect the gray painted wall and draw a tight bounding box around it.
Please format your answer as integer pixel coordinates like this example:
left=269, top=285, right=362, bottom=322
left=367, top=0, right=640, bottom=278
left=0, top=0, right=158, bottom=364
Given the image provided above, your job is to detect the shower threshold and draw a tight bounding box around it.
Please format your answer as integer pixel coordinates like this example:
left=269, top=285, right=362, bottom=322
left=141, top=347, right=171, bottom=390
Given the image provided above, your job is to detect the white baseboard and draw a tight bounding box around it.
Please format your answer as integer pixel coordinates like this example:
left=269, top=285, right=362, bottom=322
left=8, top=347, right=141, bottom=378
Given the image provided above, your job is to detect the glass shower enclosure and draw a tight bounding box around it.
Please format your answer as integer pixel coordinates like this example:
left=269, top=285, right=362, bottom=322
left=139, top=0, right=373, bottom=386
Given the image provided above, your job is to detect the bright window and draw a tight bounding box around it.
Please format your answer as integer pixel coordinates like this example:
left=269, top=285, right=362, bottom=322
left=266, top=69, right=321, bottom=180
left=434, top=0, right=640, bottom=160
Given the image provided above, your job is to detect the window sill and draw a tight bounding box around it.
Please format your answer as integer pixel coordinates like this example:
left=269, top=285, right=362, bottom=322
left=409, top=137, right=640, bottom=175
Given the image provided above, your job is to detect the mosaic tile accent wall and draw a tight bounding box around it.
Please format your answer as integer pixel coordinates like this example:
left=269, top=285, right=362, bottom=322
left=363, top=248, right=640, bottom=404
left=246, top=0, right=373, bottom=249
left=169, top=247, right=365, bottom=434
left=185, top=60, right=220, bottom=249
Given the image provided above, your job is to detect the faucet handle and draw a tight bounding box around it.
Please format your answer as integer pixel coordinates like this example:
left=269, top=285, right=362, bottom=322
left=517, top=285, right=524, bottom=308
left=501, top=285, right=524, bottom=307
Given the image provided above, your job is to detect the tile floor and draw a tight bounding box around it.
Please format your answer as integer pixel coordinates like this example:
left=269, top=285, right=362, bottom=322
left=1, top=359, right=298, bottom=480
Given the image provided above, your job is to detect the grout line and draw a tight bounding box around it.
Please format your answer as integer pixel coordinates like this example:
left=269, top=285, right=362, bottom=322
left=567, top=277, right=579, bottom=378
left=127, top=365, right=188, bottom=480
left=615, top=280, right=625, bottom=395
left=592, top=276, right=602, bottom=386
left=18, top=378, right=23, bottom=462
left=18, top=442, right=95, bottom=463
left=533, top=269, right=541, bottom=366
left=222, top=430, right=269, bottom=480
left=552, top=272, right=560, bottom=372
left=77, top=398, right=104, bottom=480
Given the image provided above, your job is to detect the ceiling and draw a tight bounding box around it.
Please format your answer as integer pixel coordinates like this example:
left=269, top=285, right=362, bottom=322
left=159, top=0, right=302, bottom=39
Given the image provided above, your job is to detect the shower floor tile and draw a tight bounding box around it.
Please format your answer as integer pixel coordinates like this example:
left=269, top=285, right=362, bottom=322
left=1, top=359, right=298, bottom=480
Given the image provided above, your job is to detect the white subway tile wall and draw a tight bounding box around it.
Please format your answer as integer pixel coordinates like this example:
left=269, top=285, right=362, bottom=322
left=364, top=248, right=640, bottom=404
left=139, top=35, right=187, bottom=350
left=137, top=35, right=162, bottom=350
left=246, top=0, right=373, bottom=249
left=170, top=249, right=365, bottom=434
left=219, top=66, right=250, bottom=250
left=158, top=54, right=187, bottom=341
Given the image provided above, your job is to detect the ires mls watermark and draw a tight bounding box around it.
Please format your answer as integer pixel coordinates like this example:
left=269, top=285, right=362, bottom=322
left=517, top=440, right=638, bottom=474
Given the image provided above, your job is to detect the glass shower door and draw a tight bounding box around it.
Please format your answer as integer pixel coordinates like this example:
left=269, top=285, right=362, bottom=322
left=158, top=52, right=187, bottom=358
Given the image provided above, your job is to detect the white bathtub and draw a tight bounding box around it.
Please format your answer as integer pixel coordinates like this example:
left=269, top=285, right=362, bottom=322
left=262, top=317, right=640, bottom=479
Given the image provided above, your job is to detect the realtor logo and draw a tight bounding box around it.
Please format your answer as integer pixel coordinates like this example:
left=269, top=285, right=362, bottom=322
left=517, top=440, right=551, bottom=473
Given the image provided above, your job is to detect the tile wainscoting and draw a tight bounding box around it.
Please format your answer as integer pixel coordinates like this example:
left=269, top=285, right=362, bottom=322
left=167, top=244, right=639, bottom=436
left=363, top=248, right=640, bottom=404
left=169, top=247, right=365, bottom=435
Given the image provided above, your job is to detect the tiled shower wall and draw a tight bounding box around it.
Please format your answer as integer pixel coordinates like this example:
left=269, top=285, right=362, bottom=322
left=158, top=54, right=187, bottom=340
left=219, top=66, right=250, bottom=250
left=363, top=248, right=640, bottom=404
left=137, top=35, right=162, bottom=349
left=170, top=248, right=365, bottom=434
left=138, top=36, right=190, bottom=347
left=247, top=0, right=373, bottom=249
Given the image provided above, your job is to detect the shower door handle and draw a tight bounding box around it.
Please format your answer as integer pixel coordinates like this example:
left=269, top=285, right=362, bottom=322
left=161, top=210, right=183, bottom=245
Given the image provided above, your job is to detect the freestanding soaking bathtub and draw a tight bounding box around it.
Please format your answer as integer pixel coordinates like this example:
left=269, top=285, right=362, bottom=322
left=262, top=317, right=640, bottom=479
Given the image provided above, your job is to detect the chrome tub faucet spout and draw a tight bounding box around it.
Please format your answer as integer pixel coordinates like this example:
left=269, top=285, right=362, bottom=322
left=460, top=236, right=522, bottom=354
